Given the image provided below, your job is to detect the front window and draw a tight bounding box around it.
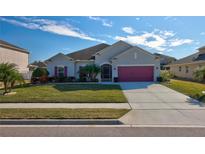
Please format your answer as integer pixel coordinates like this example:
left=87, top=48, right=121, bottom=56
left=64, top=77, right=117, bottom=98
left=179, top=66, right=181, bottom=72
left=58, top=67, right=64, bottom=77
left=186, top=66, right=189, bottom=73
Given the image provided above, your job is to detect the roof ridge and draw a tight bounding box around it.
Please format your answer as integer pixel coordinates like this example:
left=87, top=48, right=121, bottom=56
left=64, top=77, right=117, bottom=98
left=67, top=43, right=109, bottom=56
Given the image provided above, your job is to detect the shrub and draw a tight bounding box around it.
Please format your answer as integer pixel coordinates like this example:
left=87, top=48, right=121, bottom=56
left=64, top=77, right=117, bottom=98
left=160, top=70, right=173, bottom=82
left=31, top=68, right=49, bottom=83
left=194, top=66, right=205, bottom=82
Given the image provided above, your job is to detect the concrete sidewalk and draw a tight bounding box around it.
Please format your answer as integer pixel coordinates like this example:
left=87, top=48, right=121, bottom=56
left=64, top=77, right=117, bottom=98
left=0, top=103, right=131, bottom=109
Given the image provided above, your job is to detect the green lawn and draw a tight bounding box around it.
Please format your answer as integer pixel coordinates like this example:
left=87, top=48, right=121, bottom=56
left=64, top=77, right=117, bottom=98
left=0, top=108, right=130, bottom=119
left=0, top=84, right=127, bottom=103
left=162, top=79, right=205, bottom=102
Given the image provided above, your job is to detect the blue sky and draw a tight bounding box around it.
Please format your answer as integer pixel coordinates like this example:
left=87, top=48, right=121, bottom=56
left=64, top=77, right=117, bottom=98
left=0, top=16, right=205, bottom=62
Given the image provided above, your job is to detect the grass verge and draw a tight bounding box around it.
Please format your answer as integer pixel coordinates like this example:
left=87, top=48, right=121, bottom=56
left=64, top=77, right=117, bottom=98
left=162, top=79, right=205, bottom=103
left=0, top=108, right=130, bottom=119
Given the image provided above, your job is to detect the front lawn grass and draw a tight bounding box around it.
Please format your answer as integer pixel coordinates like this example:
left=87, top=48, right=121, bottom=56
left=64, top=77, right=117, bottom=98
left=0, top=108, right=130, bottom=119
left=162, top=79, right=205, bottom=103
left=0, top=84, right=127, bottom=103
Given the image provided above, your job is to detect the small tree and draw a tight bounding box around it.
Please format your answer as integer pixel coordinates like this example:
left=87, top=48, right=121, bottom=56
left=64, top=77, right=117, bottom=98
left=0, top=63, right=24, bottom=94
left=80, top=64, right=101, bottom=81
left=194, top=66, right=205, bottom=82
left=32, top=68, right=49, bottom=83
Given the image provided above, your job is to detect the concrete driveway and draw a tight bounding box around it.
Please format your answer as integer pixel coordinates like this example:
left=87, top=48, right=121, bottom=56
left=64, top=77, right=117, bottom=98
left=119, top=82, right=205, bottom=126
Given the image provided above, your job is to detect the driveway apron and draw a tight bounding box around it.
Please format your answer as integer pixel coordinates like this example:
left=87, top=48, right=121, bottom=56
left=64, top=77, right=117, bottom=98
left=119, top=82, right=205, bottom=126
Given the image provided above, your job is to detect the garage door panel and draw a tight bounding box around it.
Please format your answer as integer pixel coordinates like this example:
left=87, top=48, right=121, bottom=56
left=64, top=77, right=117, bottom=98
left=118, top=66, right=154, bottom=82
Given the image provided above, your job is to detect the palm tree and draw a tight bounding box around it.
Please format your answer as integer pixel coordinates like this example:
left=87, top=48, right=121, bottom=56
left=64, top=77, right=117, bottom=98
left=9, top=70, right=25, bottom=92
left=81, top=64, right=101, bottom=81
left=0, top=63, right=24, bottom=94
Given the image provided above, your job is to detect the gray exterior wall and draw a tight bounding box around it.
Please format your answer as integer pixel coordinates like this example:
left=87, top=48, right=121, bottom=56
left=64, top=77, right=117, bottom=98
left=0, top=46, right=29, bottom=73
left=47, top=54, right=75, bottom=77
left=111, top=47, right=160, bottom=81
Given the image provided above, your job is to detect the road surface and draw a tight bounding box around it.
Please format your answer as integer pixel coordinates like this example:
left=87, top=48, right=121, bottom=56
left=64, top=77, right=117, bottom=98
left=1, top=125, right=205, bottom=137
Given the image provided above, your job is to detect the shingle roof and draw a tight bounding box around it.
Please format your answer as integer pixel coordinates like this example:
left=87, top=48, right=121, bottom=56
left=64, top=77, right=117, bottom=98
left=67, top=43, right=109, bottom=60
left=170, top=52, right=201, bottom=65
left=154, top=53, right=176, bottom=65
left=0, top=40, right=29, bottom=54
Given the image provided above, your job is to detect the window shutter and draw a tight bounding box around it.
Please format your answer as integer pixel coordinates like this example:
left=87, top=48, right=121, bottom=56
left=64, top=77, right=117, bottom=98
left=64, top=66, right=68, bottom=77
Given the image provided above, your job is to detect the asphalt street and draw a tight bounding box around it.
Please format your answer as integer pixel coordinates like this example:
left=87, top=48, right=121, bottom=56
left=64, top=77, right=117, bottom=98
left=1, top=125, right=205, bottom=137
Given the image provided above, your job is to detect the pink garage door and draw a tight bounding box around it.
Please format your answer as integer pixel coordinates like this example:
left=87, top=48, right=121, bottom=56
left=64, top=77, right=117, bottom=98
left=118, top=66, right=154, bottom=82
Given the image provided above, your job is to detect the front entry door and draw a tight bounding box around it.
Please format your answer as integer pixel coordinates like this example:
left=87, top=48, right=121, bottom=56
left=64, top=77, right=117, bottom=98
left=101, top=64, right=112, bottom=81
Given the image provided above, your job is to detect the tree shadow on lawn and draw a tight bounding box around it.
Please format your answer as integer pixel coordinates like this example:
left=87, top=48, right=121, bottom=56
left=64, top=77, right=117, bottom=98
left=187, top=95, right=205, bottom=107
left=52, top=84, right=122, bottom=92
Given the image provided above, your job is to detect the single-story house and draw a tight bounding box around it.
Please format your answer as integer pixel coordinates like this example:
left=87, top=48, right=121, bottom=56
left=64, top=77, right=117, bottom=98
left=0, top=40, right=30, bottom=79
left=165, top=46, right=205, bottom=80
left=46, top=41, right=160, bottom=82
left=153, top=53, right=176, bottom=70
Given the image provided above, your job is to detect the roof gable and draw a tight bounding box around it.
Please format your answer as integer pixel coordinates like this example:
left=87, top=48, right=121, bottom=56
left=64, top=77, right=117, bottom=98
left=94, top=40, right=132, bottom=56
left=67, top=43, right=109, bottom=60
left=46, top=53, right=73, bottom=63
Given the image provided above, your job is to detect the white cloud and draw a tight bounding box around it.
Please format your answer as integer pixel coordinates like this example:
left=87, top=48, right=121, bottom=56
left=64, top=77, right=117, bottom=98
left=169, top=39, right=193, bottom=47
left=0, top=17, right=105, bottom=43
left=122, top=27, right=135, bottom=34
left=88, top=16, right=113, bottom=27
left=136, top=17, right=140, bottom=21
left=0, top=17, right=40, bottom=29
left=115, top=32, right=166, bottom=51
left=200, top=32, right=205, bottom=35
left=115, top=29, right=193, bottom=52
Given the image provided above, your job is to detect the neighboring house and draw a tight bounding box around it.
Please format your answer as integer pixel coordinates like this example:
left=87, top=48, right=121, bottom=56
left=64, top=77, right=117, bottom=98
left=153, top=53, right=176, bottom=70
left=46, top=41, right=160, bottom=82
left=29, top=61, right=47, bottom=71
left=166, top=46, right=205, bottom=80
left=0, top=40, right=30, bottom=79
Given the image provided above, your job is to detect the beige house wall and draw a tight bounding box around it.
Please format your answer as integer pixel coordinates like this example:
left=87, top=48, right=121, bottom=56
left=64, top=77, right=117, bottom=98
left=169, top=62, right=205, bottom=79
left=0, top=47, right=29, bottom=73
